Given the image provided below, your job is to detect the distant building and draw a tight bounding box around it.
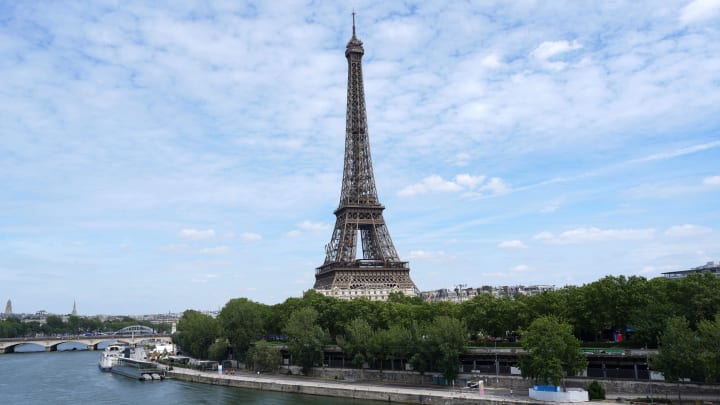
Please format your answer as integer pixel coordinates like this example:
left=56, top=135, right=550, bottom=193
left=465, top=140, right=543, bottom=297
left=4, top=299, right=12, bottom=316
left=71, top=301, right=77, bottom=316
left=661, top=261, right=720, bottom=279
left=420, top=284, right=556, bottom=303
left=140, top=312, right=182, bottom=324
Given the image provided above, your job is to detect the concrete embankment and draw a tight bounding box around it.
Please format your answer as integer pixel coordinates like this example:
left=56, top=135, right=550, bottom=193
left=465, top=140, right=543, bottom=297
left=168, top=368, right=537, bottom=404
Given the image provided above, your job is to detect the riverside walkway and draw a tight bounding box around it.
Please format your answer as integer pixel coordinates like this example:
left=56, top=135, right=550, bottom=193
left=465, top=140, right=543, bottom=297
left=168, top=367, right=553, bottom=404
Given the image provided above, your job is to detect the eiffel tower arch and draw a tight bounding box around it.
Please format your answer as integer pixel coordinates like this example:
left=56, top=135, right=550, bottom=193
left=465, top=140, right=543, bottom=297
left=313, top=14, right=419, bottom=301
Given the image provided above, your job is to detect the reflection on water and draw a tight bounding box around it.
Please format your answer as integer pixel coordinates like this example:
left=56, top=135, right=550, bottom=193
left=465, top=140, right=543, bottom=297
left=0, top=350, right=381, bottom=405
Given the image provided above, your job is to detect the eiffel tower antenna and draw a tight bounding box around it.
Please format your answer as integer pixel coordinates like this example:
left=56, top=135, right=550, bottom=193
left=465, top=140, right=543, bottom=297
left=352, top=10, right=356, bottom=38
left=313, top=14, right=418, bottom=300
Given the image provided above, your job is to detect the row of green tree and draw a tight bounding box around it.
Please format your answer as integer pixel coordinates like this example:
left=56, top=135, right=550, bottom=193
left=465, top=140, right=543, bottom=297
left=0, top=315, right=170, bottom=338
left=172, top=273, right=720, bottom=383
left=650, top=314, right=720, bottom=385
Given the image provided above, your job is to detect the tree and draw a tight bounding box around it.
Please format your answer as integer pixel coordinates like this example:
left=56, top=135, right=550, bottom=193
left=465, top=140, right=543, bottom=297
left=673, top=274, right=720, bottom=328
left=650, top=316, right=700, bottom=381
left=67, top=316, right=80, bottom=335
left=588, top=380, right=606, bottom=400
left=248, top=340, right=282, bottom=372
left=650, top=316, right=700, bottom=400
left=218, top=298, right=267, bottom=360
left=173, top=310, right=219, bottom=359
left=518, top=316, right=587, bottom=388
left=411, top=316, right=468, bottom=383
left=698, top=314, right=720, bottom=383
left=284, top=307, right=328, bottom=374
left=337, top=318, right=374, bottom=368
left=208, top=339, right=229, bottom=362
left=427, top=316, right=468, bottom=383
left=45, top=315, right=65, bottom=333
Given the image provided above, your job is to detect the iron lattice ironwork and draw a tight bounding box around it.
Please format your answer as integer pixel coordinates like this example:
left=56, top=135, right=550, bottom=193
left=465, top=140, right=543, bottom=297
left=314, top=15, right=418, bottom=299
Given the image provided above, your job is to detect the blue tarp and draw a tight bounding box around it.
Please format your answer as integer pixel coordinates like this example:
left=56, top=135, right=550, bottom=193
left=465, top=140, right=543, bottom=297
left=533, top=385, right=560, bottom=392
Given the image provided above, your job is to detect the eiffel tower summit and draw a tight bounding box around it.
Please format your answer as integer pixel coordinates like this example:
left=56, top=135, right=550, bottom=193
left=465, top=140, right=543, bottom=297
left=314, top=14, right=419, bottom=301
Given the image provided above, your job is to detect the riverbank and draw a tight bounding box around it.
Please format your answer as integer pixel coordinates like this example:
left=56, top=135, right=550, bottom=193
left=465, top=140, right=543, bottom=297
left=167, top=367, right=538, bottom=404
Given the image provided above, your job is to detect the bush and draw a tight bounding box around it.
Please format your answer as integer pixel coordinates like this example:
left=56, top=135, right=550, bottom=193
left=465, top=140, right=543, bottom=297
left=588, top=380, right=605, bottom=400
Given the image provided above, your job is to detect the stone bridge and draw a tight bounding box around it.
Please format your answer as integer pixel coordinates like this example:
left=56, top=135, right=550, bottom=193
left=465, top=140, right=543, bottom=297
left=0, top=334, right=172, bottom=353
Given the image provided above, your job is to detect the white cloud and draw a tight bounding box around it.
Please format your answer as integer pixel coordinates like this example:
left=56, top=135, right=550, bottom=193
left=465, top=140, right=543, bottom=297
left=541, top=199, right=562, bottom=213
left=511, top=264, right=530, bottom=272
left=179, top=229, right=215, bottom=240
left=531, top=40, right=583, bottom=60
left=398, top=174, right=509, bottom=197
left=481, top=54, right=503, bottom=68
left=406, top=250, right=447, bottom=260
left=533, top=227, right=656, bottom=244
left=480, top=177, right=510, bottom=195
left=199, top=246, right=230, bottom=255
left=533, top=232, right=554, bottom=241
left=453, top=152, right=471, bottom=167
left=191, top=274, right=219, bottom=284
left=241, top=233, right=262, bottom=241
left=664, top=224, right=712, bottom=238
left=398, top=175, right=463, bottom=197
left=703, top=175, right=720, bottom=185
left=530, top=40, right=582, bottom=70
left=639, top=266, right=656, bottom=274
left=161, top=243, right=190, bottom=253
left=498, top=240, right=527, bottom=249
left=680, top=0, right=720, bottom=24
left=2, top=2, right=719, bottom=314
left=455, top=174, right=485, bottom=188
left=298, top=221, right=330, bottom=231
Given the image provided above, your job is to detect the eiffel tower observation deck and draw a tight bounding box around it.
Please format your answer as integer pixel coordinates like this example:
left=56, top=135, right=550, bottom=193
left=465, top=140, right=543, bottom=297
left=314, top=14, right=419, bottom=301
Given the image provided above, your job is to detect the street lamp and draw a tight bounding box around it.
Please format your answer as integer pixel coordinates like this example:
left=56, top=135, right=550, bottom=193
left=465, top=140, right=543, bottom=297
left=495, top=340, right=499, bottom=383
left=646, top=344, right=653, bottom=404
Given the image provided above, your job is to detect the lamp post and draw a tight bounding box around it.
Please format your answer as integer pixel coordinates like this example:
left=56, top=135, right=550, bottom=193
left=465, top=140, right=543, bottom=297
left=495, top=340, right=499, bottom=383
left=646, top=344, right=653, bottom=404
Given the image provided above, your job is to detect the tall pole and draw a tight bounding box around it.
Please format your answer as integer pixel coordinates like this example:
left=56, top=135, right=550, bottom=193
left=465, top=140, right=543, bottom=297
left=646, top=344, right=653, bottom=404
left=495, top=340, right=499, bottom=383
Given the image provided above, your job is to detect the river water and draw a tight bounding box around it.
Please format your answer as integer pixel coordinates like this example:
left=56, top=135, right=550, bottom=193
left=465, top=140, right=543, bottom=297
left=0, top=346, right=380, bottom=405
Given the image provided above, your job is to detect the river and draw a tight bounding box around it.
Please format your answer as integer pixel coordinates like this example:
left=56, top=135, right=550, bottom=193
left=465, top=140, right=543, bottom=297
left=0, top=346, right=381, bottom=405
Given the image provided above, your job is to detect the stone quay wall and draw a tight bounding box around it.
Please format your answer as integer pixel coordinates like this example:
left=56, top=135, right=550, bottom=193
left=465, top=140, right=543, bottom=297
left=305, top=367, right=720, bottom=400
left=168, top=368, right=534, bottom=405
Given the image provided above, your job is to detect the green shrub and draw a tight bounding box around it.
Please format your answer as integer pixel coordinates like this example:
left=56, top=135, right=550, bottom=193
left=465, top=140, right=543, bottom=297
left=588, top=380, right=605, bottom=400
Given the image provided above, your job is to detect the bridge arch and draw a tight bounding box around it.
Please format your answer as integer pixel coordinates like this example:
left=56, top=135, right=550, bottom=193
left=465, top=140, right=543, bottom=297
left=115, top=325, right=155, bottom=335
left=1, top=342, right=46, bottom=353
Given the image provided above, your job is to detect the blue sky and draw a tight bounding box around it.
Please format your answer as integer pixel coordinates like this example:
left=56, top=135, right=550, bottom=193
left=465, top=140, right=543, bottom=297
left=1, top=1, right=719, bottom=315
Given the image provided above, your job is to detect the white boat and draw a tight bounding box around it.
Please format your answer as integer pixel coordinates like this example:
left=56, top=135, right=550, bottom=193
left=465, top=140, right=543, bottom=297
left=111, top=357, right=165, bottom=381
left=98, top=343, right=127, bottom=372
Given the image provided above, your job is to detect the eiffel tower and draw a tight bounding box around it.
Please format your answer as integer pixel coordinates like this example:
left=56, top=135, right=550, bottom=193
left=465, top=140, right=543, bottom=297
left=314, top=14, right=418, bottom=301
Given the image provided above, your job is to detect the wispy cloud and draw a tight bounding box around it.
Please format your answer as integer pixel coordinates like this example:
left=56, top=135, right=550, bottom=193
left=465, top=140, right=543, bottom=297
left=704, top=176, right=720, bottom=186
left=398, top=174, right=509, bottom=197
left=498, top=240, right=527, bottom=249
left=664, top=224, right=712, bottom=238
left=680, top=0, right=720, bottom=24
left=241, top=233, right=262, bottom=242
left=510, top=264, right=531, bottom=273
left=298, top=221, right=331, bottom=232
left=199, top=246, right=231, bottom=255
left=533, top=227, right=656, bottom=244
left=530, top=40, right=582, bottom=70
left=179, top=229, right=216, bottom=240
left=1, top=1, right=718, bottom=314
